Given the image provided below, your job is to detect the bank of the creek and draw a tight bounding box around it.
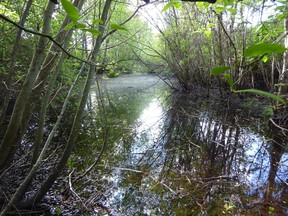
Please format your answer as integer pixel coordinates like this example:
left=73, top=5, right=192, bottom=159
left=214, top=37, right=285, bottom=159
left=49, top=73, right=285, bottom=216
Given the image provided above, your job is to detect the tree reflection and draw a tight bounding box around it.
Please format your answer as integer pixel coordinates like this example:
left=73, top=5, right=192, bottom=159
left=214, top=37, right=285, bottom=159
left=261, top=124, right=288, bottom=215
left=150, top=93, right=288, bottom=215
left=74, top=85, right=288, bottom=215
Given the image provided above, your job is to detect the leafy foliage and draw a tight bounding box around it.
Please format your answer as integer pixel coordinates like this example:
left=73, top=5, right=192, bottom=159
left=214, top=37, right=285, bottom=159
left=233, top=89, right=286, bottom=104
left=244, top=43, right=287, bottom=57
left=110, top=23, right=128, bottom=31
left=211, top=66, right=231, bottom=75
left=82, top=28, right=101, bottom=36
left=162, top=1, right=182, bottom=12
left=60, top=0, right=79, bottom=23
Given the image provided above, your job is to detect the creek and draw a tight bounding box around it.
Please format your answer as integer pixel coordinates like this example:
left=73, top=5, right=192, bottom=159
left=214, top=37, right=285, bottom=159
left=71, top=74, right=288, bottom=215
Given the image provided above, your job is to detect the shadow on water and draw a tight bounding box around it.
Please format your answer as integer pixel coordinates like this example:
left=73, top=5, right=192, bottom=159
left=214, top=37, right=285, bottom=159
left=73, top=74, right=288, bottom=215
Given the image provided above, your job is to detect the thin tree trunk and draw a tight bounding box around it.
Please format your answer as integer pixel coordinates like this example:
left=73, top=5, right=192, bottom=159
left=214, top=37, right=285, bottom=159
left=15, top=0, right=112, bottom=208
left=0, top=53, right=91, bottom=216
left=31, top=0, right=86, bottom=167
left=278, top=5, right=288, bottom=96
left=0, top=1, right=55, bottom=170
left=21, top=0, right=83, bottom=135
left=31, top=30, right=74, bottom=166
left=0, top=0, right=33, bottom=125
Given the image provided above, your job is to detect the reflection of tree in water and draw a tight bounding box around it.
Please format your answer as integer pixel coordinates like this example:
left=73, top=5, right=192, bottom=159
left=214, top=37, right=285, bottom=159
left=153, top=94, right=243, bottom=215
left=261, top=123, right=288, bottom=215
left=147, top=93, right=288, bottom=215
left=78, top=87, right=288, bottom=215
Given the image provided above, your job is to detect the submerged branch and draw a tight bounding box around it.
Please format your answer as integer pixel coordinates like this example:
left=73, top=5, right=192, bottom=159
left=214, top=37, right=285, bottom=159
left=68, top=169, right=89, bottom=210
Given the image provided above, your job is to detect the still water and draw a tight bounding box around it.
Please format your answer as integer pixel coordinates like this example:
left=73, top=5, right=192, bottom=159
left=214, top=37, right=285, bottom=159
left=74, top=74, right=288, bottom=215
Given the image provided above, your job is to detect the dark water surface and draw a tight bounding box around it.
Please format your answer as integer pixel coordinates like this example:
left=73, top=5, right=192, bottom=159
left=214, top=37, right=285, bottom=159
left=73, top=74, right=288, bottom=215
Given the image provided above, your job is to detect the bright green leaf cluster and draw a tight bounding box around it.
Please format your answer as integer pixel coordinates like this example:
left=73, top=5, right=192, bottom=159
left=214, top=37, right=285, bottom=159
left=82, top=29, right=101, bottom=36
left=92, top=18, right=104, bottom=25
left=211, top=64, right=286, bottom=104
left=61, top=0, right=102, bottom=36
left=244, top=43, right=287, bottom=57
left=61, top=0, right=128, bottom=35
left=110, top=24, right=128, bottom=31
left=60, top=0, right=79, bottom=23
left=162, top=1, right=183, bottom=12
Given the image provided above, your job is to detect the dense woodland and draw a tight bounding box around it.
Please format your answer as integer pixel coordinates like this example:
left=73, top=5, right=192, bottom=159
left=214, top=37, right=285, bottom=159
left=0, top=0, right=287, bottom=215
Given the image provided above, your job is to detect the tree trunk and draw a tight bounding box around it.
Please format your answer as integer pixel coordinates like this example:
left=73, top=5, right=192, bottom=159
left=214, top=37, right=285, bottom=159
left=0, top=0, right=33, bottom=126
left=31, top=0, right=86, bottom=167
left=21, top=0, right=83, bottom=136
left=0, top=1, right=55, bottom=170
left=15, top=0, right=112, bottom=209
left=278, top=5, right=288, bottom=96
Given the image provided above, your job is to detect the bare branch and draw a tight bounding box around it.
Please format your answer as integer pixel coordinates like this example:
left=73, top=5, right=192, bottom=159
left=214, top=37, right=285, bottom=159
left=182, top=0, right=216, bottom=3
left=102, top=3, right=147, bottom=40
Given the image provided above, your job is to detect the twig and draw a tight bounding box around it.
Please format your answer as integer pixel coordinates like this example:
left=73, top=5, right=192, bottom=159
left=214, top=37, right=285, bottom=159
left=112, top=167, right=144, bottom=173
left=276, top=173, right=288, bottom=188
left=149, top=176, right=178, bottom=195
left=102, top=3, right=147, bottom=40
left=269, top=118, right=288, bottom=132
left=212, top=10, right=238, bottom=66
left=68, top=169, right=89, bottom=211
left=73, top=140, right=107, bottom=182
left=0, top=150, right=32, bottom=179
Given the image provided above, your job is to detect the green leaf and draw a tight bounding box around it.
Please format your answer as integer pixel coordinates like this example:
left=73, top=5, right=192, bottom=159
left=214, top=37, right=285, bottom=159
left=275, top=6, right=285, bottom=11
left=227, top=8, right=236, bottom=15
left=222, top=0, right=233, bottom=6
left=276, top=13, right=285, bottom=20
left=223, top=73, right=234, bottom=90
left=0, top=4, right=19, bottom=20
left=110, top=24, right=128, bottom=31
left=196, top=2, right=209, bottom=9
left=63, top=22, right=86, bottom=30
left=60, top=0, right=79, bottom=23
left=92, top=18, right=103, bottom=25
left=206, top=23, right=214, bottom=28
left=262, top=55, right=268, bottom=63
left=215, top=6, right=225, bottom=14
left=173, top=1, right=182, bottom=10
left=234, top=89, right=286, bottom=104
left=255, top=23, right=263, bottom=33
left=269, top=206, right=275, bottom=213
left=63, top=22, right=74, bottom=30
left=82, top=29, right=101, bottom=36
left=192, top=30, right=203, bottom=34
left=204, top=30, right=211, bottom=37
left=244, top=43, right=287, bottom=57
left=74, top=22, right=86, bottom=29
left=211, top=66, right=230, bottom=75
left=162, top=1, right=182, bottom=12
